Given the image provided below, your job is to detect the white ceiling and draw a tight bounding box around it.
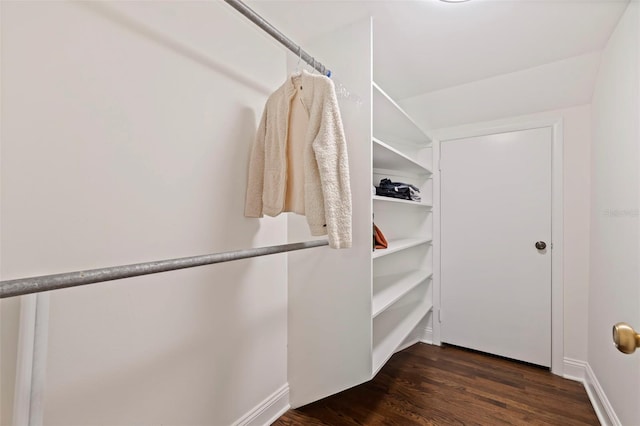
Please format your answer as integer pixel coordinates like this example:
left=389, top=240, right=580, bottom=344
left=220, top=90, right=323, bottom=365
left=248, top=0, right=628, bottom=101
left=400, top=50, right=602, bottom=128
left=246, top=0, right=629, bottom=129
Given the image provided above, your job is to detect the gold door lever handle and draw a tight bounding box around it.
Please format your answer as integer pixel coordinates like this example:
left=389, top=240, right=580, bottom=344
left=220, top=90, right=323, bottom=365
left=612, top=323, right=640, bottom=354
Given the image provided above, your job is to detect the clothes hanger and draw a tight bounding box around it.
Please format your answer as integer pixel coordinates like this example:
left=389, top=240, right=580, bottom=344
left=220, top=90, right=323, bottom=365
left=293, top=47, right=302, bottom=76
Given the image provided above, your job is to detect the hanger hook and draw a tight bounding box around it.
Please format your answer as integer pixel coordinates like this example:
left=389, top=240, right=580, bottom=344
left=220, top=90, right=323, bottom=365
left=296, top=46, right=302, bottom=73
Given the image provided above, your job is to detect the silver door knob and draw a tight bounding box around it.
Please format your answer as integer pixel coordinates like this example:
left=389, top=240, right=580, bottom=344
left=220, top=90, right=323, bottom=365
left=535, top=241, right=546, bottom=250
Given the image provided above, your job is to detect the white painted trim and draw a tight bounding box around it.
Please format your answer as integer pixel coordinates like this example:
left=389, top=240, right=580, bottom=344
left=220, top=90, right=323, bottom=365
left=396, top=316, right=435, bottom=354
left=434, top=118, right=565, bottom=142
left=431, top=138, right=442, bottom=346
left=11, top=294, right=49, bottom=426
left=231, top=384, right=290, bottom=426
left=550, top=120, right=565, bottom=376
left=29, top=295, right=50, bottom=426
left=12, top=295, right=37, bottom=426
left=562, top=359, right=621, bottom=425
left=396, top=336, right=420, bottom=353
left=396, top=319, right=426, bottom=353
left=584, top=363, right=621, bottom=426
left=562, top=357, right=587, bottom=382
left=420, top=326, right=433, bottom=345
left=435, top=116, right=564, bottom=375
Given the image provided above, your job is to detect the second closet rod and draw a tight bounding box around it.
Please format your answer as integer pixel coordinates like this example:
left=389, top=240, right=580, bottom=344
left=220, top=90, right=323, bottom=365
left=0, top=240, right=328, bottom=299
left=223, top=0, right=331, bottom=77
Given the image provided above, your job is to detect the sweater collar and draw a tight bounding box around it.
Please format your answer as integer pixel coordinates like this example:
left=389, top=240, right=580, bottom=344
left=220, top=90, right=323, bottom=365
left=285, top=69, right=315, bottom=97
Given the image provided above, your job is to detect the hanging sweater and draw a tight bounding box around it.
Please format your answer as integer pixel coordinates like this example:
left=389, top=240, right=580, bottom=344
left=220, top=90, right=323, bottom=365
left=244, top=70, right=352, bottom=249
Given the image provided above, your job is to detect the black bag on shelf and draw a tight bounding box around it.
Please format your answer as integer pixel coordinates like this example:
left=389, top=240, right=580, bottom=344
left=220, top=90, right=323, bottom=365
left=375, top=178, right=419, bottom=201
left=376, top=185, right=411, bottom=200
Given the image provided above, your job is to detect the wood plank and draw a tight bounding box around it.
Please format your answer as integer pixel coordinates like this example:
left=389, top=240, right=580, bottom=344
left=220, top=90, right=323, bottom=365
left=274, top=343, right=598, bottom=426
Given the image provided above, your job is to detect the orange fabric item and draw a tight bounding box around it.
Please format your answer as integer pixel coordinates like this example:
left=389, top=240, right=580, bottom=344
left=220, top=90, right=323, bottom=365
left=373, top=224, right=388, bottom=249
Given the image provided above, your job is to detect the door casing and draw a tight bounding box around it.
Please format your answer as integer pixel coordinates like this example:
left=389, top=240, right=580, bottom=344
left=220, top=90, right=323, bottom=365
left=431, top=117, right=564, bottom=376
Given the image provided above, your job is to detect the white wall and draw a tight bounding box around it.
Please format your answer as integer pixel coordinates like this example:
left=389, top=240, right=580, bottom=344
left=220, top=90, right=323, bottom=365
left=1, top=1, right=289, bottom=424
left=430, top=105, right=591, bottom=363
left=589, top=2, right=640, bottom=424
left=400, top=52, right=601, bottom=130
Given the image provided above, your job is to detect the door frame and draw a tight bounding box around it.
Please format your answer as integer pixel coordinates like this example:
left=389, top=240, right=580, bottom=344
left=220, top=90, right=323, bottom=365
left=431, top=117, right=564, bottom=376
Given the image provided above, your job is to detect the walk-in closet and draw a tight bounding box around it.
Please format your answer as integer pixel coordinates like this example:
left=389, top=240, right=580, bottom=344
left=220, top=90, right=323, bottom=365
left=1, top=1, right=638, bottom=425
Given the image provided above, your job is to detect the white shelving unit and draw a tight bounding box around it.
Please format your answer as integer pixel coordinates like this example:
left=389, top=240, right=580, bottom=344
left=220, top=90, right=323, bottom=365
left=372, top=282, right=433, bottom=375
left=373, top=195, right=432, bottom=208
left=373, top=138, right=431, bottom=175
left=372, top=269, right=433, bottom=317
left=372, top=82, right=428, bottom=146
left=287, top=19, right=437, bottom=407
left=372, top=237, right=431, bottom=259
left=371, top=79, right=434, bottom=376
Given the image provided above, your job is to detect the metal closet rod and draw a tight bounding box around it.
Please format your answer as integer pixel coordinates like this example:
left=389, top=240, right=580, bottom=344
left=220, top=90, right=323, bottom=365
left=224, top=0, right=331, bottom=77
left=0, top=240, right=328, bottom=299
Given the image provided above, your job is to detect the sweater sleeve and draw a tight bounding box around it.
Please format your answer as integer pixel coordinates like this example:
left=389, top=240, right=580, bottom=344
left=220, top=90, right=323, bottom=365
left=312, top=79, right=352, bottom=249
left=244, top=106, right=267, bottom=218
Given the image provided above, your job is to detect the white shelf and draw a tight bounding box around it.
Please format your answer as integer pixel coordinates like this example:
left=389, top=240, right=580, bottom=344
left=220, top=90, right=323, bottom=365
left=373, top=195, right=432, bottom=208
left=372, top=81, right=432, bottom=147
left=368, top=72, right=433, bottom=380
left=373, top=270, right=433, bottom=318
left=372, top=137, right=431, bottom=175
left=372, top=285, right=433, bottom=375
left=372, top=237, right=431, bottom=259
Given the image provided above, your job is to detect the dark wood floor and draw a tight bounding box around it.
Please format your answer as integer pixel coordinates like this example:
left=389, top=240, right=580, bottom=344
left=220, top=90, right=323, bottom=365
left=274, top=343, right=598, bottom=425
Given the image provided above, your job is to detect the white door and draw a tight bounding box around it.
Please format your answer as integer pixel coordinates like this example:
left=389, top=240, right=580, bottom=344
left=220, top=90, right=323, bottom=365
left=440, top=127, right=552, bottom=367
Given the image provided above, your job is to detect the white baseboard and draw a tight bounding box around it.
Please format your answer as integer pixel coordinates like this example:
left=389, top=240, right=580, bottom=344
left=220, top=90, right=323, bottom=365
left=562, top=357, right=587, bottom=382
left=232, top=384, right=290, bottom=426
left=562, top=358, right=620, bottom=426
left=397, top=333, right=420, bottom=352
left=420, top=326, right=433, bottom=345
left=584, top=363, right=621, bottom=426
left=397, top=337, right=420, bottom=352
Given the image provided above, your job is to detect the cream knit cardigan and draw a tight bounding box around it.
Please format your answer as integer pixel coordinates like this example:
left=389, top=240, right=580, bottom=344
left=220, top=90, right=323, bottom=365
left=245, top=71, right=352, bottom=249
